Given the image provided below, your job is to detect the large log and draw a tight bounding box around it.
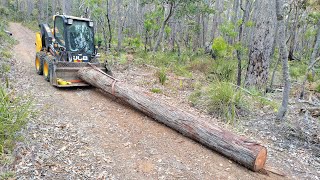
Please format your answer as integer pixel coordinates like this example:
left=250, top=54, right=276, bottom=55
left=78, top=67, right=267, bottom=171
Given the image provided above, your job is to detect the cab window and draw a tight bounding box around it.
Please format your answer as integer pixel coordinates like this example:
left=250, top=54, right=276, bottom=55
left=54, top=17, right=65, bottom=46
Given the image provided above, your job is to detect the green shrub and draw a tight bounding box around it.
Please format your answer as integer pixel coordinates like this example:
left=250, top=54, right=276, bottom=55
left=157, top=68, right=167, bottom=85
left=189, top=81, right=243, bottom=122
left=307, top=72, right=314, bottom=82
left=125, top=37, right=142, bottom=50
left=0, top=6, right=9, bottom=16
left=0, top=87, right=32, bottom=154
left=173, top=65, right=192, bottom=78
left=208, top=59, right=237, bottom=82
left=188, top=55, right=213, bottom=73
left=245, top=20, right=255, bottom=27
left=207, top=81, right=242, bottom=121
left=118, top=53, right=128, bottom=65
left=188, top=89, right=202, bottom=105
left=0, top=63, right=10, bottom=77
left=151, top=88, right=162, bottom=93
left=0, top=50, right=12, bottom=59
left=0, top=18, right=32, bottom=157
left=290, top=67, right=300, bottom=80
left=0, top=171, right=15, bottom=179
left=316, top=83, right=320, bottom=93
left=246, top=87, right=279, bottom=111
left=212, top=37, right=228, bottom=58
left=289, top=61, right=307, bottom=81
left=219, top=21, right=237, bottom=38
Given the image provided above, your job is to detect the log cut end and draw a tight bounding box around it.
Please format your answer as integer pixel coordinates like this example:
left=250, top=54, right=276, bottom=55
left=254, top=147, right=267, bottom=171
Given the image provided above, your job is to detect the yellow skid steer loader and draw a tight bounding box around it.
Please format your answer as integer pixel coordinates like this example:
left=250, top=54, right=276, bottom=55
left=35, top=14, right=111, bottom=87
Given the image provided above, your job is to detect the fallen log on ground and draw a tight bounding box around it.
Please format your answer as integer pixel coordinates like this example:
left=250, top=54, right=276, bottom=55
left=78, top=67, right=267, bottom=172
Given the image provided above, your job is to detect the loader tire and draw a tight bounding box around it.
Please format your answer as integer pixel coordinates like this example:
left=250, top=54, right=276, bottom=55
left=43, top=56, right=54, bottom=82
left=35, top=52, right=45, bottom=75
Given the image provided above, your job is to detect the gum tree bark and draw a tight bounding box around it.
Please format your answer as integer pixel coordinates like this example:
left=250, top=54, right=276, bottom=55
left=275, top=0, right=290, bottom=121
left=245, top=0, right=276, bottom=89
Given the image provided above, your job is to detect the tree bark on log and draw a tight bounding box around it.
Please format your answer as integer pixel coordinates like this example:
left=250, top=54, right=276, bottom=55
left=78, top=67, right=267, bottom=172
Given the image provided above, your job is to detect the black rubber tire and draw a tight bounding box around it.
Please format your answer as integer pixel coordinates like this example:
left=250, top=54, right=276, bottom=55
left=43, top=56, right=54, bottom=82
left=35, top=52, right=45, bottom=75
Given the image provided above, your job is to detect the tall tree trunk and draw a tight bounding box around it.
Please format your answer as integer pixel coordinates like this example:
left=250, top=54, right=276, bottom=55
left=269, top=56, right=281, bottom=89
left=211, top=0, right=223, bottom=40
left=270, top=21, right=279, bottom=60
left=46, top=0, right=48, bottom=23
left=170, top=20, right=177, bottom=52
left=62, top=0, right=66, bottom=14
left=193, top=13, right=201, bottom=51
left=153, top=2, right=174, bottom=53
left=117, top=0, right=123, bottom=52
left=244, top=0, right=276, bottom=89
left=310, top=19, right=320, bottom=77
left=52, top=0, right=56, bottom=16
left=236, top=0, right=245, bottom=86
left=242, top=0, right=254, bottom=47
left=288, top=5, right=300, bottom=61
left=106, top=0, right=112, bottom=51
left=275, top=0, right=290, bottom=121
left=231, top=0, right=240, bottom=44
left=38, top=0, right=44, bottom=22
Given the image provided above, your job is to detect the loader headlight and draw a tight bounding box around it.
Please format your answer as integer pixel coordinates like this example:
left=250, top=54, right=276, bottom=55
left=89, top=21, right=94, bottom=27
left=67, top=18, right=73, bottom=25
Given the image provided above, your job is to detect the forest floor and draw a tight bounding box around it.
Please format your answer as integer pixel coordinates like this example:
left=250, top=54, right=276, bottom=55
left=2, top=23, right=318, bottom=179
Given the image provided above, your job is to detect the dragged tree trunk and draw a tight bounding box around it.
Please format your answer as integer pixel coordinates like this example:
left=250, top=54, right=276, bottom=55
left=78, top=67, right=267, bottom=172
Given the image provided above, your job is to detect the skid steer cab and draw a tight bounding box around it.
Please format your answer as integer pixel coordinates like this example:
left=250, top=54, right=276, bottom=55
left=35, top=14, right=112, bottom=87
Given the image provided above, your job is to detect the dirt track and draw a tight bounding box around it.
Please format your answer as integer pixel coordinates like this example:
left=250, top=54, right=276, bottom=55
left=9, top=23, right=282, bottom=179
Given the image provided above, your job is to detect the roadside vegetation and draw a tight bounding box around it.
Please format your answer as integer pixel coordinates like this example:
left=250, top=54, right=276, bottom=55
left=0, top=6, right=33, bottom=177
left=2, top=1, right=319, bottom=123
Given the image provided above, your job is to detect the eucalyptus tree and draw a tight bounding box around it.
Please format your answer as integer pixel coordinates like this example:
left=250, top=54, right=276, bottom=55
left=245, top=0, right=277, bottom=89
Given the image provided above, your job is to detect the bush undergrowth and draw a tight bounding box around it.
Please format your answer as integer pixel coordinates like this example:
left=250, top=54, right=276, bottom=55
left=0, top=8, right=32, bottom=163
left=189, top=81, right=244, bottom=122
left=0, top=88, right=31, bottom=154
